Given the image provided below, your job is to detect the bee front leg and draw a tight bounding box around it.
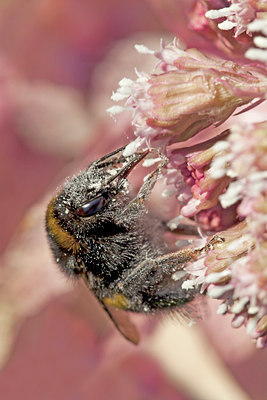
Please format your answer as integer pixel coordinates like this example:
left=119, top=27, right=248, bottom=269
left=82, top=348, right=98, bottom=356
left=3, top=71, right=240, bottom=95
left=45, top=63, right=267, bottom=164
left=122, top=155, right=168, bottom=217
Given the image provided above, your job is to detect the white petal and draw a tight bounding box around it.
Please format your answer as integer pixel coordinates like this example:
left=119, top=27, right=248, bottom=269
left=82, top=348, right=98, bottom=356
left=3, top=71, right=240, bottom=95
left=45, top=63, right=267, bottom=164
left=134, top=44, right=154, bottom=55
left=217, top=303, right=228, bottom=314
left=208, top=284, right=234, bottom=298
left=182, top=279, right=195, bottom=290
left=106, top=105, right=126, bottom=115
left=213, top=140, right=230, bottom=152
left=119, top=77, right=133, bottom=86
left=218, top=20, right=237, bottom=31
left=205, top=270, right=232, bottom=284
left=142, top=157, right=162, bottom=167
left=111, top=91, right=129, bottom=101
left=219, top=180, right=244, bottom=208
left=245, top=48, right=267, bottom=62
left=230, top=297, right=249, bottom=314
left=254, top=36, right=267, bottom=49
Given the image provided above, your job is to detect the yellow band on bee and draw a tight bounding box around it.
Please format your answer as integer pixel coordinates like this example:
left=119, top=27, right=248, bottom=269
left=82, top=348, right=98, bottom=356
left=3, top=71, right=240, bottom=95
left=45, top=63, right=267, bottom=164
left=102, top=294, right=129, bottom=310
left=46, top=197, right=80, bottom=254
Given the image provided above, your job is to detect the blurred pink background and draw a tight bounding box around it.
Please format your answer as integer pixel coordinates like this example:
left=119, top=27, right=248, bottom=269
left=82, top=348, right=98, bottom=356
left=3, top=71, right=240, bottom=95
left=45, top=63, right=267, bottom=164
left=0, top=1, right=266, bottom=399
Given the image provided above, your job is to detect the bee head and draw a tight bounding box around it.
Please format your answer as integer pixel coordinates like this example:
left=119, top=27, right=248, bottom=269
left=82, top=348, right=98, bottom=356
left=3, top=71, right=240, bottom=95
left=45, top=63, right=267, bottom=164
left=46, top=146, right=149, bottom=254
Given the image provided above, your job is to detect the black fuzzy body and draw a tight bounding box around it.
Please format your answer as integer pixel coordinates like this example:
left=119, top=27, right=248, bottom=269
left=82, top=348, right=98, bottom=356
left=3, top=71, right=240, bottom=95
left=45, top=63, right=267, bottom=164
left=46, top=147, right=195, bottom=320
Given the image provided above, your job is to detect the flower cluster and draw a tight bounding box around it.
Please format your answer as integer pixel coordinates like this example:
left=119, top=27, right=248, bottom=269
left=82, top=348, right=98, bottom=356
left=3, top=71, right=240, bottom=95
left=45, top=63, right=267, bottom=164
left=205, top=0, right=260, bottom=37
left=108, top=32, right=267, bottom=347
left=205, top=0, right=267, bottom=61
left=180, top=123, right=267, bottom=348
left=165, top=134, right=235, bottom=232
left=162, top=120, right=267, bottom=348
left=108, top=39, right=267, bottom=148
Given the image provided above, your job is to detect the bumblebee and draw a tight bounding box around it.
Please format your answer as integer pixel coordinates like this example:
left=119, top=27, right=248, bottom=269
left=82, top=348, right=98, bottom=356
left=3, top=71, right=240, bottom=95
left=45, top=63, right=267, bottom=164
left=46, top=145, right=215, bottom=344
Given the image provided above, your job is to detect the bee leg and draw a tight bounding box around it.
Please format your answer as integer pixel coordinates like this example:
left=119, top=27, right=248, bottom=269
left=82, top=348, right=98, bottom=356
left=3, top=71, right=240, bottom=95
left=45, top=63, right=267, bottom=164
left=117, top=235, right=223, bottom=311
left=120, top=248, right=197, bottom=292
left=136, top=157, right=168, bottom=204
left=122, top=157, right=168, bottom=217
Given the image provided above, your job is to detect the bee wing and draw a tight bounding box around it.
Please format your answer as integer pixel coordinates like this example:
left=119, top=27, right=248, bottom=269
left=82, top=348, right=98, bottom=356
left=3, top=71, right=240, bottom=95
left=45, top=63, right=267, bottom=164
left=100, top=300, right=140, bottom=345
left=81, top=272, right=140, bottom=344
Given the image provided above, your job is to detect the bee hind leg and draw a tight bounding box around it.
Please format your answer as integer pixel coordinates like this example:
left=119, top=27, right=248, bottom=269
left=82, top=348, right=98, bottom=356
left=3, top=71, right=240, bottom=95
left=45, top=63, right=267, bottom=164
left=117, top=235, right=223, bottom=312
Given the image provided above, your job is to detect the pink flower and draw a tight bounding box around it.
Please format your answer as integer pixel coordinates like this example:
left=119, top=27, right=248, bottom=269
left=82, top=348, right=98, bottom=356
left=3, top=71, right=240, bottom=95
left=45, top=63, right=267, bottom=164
left=166, top=137, right=236, bottom=232
left=205, top=0, right=259, bottom=37
left=245, top=14, right=267, bottom=62
left=206, top=224, right=267, bottom=349
left=179, top=122, right=267, bottom=347
left=108, top=38, right=267, bottom=348
left=189, top=0, right=254, bottom=57
left=204, top=0, right=267, bottom=61
left=214, top=122, right=267, bottom=239
left=108, top=40, right=267, bottom=147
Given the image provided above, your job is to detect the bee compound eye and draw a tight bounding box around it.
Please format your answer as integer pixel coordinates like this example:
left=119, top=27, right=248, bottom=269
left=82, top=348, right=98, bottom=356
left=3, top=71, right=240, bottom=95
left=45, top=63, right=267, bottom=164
left=75, top=195, right=107, bottom=217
